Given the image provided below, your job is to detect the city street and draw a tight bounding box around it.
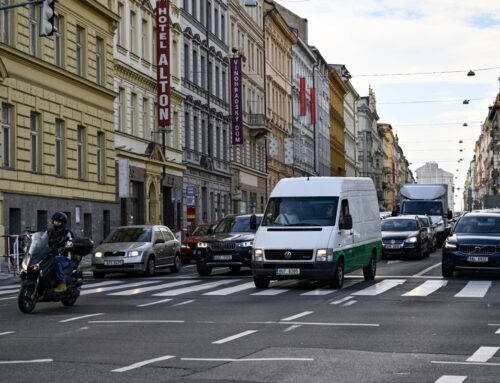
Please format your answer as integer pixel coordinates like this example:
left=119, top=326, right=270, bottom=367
left=1, top=251, right=499, bottom=382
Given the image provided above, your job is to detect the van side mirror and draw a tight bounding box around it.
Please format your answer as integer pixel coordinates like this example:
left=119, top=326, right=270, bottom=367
left=154, top=238, right=165, bottom=245
left=341, top=215, right=353, bottom=230
left=249, top=214, right=257, bottom=230
left=447, top=210, right=453, bottom=220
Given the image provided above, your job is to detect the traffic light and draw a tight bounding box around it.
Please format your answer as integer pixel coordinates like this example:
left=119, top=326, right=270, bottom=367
left=39, top=0, right=58, bottom=37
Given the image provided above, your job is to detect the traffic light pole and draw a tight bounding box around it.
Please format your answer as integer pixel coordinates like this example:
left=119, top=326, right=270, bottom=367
left=0, top=0, right=43, bottom=12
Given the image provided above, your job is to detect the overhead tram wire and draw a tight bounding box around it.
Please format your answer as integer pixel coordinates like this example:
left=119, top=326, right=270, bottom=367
left=378, top=98, right=489, bottom=105
left=352, top=66, right=500, bottom=77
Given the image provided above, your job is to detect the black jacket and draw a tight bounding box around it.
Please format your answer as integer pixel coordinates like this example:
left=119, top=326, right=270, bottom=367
left=47, top=227, right=73, bottom=255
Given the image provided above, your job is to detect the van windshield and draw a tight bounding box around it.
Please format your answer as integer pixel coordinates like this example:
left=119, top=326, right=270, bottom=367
left=262, top=197, right=339, bottom=227
left=402, top=201, right=443, bottom=216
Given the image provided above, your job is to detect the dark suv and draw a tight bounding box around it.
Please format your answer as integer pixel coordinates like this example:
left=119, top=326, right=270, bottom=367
left=381, top=216, right=431, bottom=259
left=442, top=212, right=500, bottom=277
left=195, top=214, right=262, bottom=276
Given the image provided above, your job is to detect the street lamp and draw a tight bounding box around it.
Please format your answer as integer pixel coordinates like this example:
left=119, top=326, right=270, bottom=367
left=467, top=70, right=475, bottom=76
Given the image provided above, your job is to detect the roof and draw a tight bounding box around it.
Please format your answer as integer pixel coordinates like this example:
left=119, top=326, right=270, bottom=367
left=270, top=177, right=375, bottom=197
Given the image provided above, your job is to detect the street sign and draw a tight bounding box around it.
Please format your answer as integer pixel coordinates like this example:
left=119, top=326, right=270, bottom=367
left=186, top=185, right=196, bottom=197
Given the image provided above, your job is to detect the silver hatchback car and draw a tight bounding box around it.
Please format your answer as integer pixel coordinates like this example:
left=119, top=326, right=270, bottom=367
left=91, top=225, right=182, bottom=278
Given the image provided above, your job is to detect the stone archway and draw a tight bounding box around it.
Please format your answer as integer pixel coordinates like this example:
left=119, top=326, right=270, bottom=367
left=146, top=175, right=161, bottom=224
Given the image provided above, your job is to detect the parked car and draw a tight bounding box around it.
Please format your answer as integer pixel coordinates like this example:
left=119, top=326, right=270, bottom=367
left=195, top=214, right=263, bottom=276
left=380, top=212, right=392, bottom=221
left=381, top=216, right=431, bottom=259
left=416, top=214, right=437, bottom=253
left=180, top=224, right=214, bottom=264
left=442, top=212, right=500, bottom=277
left=91, top=225, right=182, bottom=278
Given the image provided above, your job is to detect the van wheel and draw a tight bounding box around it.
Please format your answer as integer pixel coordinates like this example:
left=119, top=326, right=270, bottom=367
left=197, top=264, right=212, bottom=276
left=254, top=277, right=270, bottom=289
left=363, top=254, right=376, bottom=280
left=144, top=257, right=156, bottom=277
left=330, top=258, right=344, bottom=289
left=442, top=264, right=454, bottom=278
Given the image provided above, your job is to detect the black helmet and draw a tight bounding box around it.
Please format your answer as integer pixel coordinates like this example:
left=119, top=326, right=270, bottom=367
left=51, top=212, right=67, bottom=225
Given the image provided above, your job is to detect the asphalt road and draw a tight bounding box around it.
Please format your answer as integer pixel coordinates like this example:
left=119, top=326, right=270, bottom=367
left=1, top=249, right=499, bottom=383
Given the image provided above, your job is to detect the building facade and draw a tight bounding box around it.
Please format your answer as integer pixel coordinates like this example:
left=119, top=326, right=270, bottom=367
left=0, top=0, right=119, bottom=244
left=328, top=66, right=348, bottom=177
left=379, top=123, right=396, bottom=211
left=415, top=162, right=454, bottom=212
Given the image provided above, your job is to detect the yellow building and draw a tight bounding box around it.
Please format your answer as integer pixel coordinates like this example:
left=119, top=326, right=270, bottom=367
left=378, top=123, right=396, bottom=211
left=328, top=67, right=348, bottom=176
left=0, top=0, right=119, bottom=243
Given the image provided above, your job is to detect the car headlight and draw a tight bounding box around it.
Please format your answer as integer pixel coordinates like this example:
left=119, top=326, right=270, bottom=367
left=237, top=241, right=253, bottom=248
left=405, top=237, right=418, bottom=243
left=316, top=248, right=333, bottom=262
left=444, top=241, right=457, bottom=249
left=253, top=248, right=263, bottom=262
left=94, top=252, right=103, bottom=258
left=197, top=242, right=208, bottom=248
left=128, top=250, right=142, bottom=257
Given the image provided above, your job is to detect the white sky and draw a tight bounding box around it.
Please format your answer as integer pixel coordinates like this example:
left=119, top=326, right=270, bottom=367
left=275, top=0, right=500, bottom=210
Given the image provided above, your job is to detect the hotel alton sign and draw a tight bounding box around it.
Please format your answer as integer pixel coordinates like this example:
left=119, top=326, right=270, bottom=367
left=156, top=1, right=171, bottom=130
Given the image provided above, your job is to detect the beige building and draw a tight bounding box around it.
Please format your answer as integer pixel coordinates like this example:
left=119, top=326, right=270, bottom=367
left=264, top=1, right=296, bottom=191
left=112, top=0, right=185, bottom=230
left=0, top=0, right=119, bottom=244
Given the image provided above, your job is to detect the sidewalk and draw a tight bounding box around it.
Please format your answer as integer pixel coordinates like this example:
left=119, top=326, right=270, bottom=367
left=0, top=261, right=20, bottom=283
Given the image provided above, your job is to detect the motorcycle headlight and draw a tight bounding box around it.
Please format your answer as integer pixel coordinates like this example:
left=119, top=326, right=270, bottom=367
left=316, top=249, right=333, bottom=262
left=30, top=263, right=40, bottom=272
left=128, top=250, right=142, bottom=257
left=197, top=242, right=208, bottom=248
left=237, top=241, right=254, bottom=248
left=445, top=241, right=457, bottom=250
left=94, top=252, right=103, bottom=258
left=405, top=237, right=418, bottom=244
left=253, top=248, right=263, bottom=262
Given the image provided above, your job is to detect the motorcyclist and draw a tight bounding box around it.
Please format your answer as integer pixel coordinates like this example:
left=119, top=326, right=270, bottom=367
left=47, top=212, right=73, bottom=293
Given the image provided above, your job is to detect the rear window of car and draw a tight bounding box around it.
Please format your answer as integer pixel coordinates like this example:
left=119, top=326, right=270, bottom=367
left=381, top=219, right=418, bottom=231
left=104, top=228, right=152, bottom=243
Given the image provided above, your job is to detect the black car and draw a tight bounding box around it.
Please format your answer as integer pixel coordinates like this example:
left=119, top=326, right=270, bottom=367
left=381, top=216, right=431, bottom=259
left=442, top=212, right=500, bottom=277
left=195, top=214, right=263, bottom=276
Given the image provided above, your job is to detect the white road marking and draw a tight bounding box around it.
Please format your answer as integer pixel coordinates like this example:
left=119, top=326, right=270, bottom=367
left=59, top=313, right=104, bottom=323
left=136, top=299, right=172, bottom=307
left=153, top=279, right=240, bottom=296
left=301, top=288, right=337, bottom=296
left=330, top=296, right=353, bottom=305
left=352, top=279, right=406, bottom=296
left=281, top=311, right=313, bottom=322
left=109, top=280, right=200, bottom=296
left=0, top=289, right=18, bottom=296
left=0, top=284, right=19, bottom=290
left=342, top=300, right=357, bottom=307
left=414, top=262, right=442, bottom=276
left=435, top=376, right=467, bottom=383
left=0, top=296, right=16, bottom=301
left=203, top=282, right=256, bottom=296
left=277, top=321, right=379, bottom=327
left=81, top=281, right=158, bottom=296
left=180, top=357, right=314, bottom=362
left=172, top=300, right=195, bottom=307
left=283, top=324, right=302, bottom=332
left=212, top=330, right=258, bottom=344
left=466, top=346, right=499, bottom=363
left=0, top=332, right=14, bottom=336
left=402, top=280, right=448, bottom=297
left=495, top=328, right=500, bottom=335
left=455, top=281, right=492, bottom=298
left=0, top=359, right=53, bottom=364
left=89, top=320, right=184, bottom=324
left=83, top=281, right=123, bottom=289
left=112, top=355, right=175, bottom=372
left=432, top=361, right=500, bottom=366
left=387, top=260, right=401, bottom=265
left=251, top=289, right=290, bottom=296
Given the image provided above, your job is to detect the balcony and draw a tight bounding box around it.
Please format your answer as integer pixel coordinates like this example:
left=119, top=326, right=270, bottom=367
left=246, top=113, right=270, bottom=139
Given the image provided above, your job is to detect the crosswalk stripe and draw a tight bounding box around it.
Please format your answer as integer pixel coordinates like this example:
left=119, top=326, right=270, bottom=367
left=0, top=289, right=17, bottom=296
left=435, top=376, right=467, bottom=383
left=152, top=279, right=240, bottom=296
left=0, top=284, right=19, bottom=290
left=455, top=281, right=492, bottom=298
left=352, top=279, right=406, bottom=296
left=251, top=288, right=290, bottom=296
left=402, top=280, right=448, bottom=297
left=83, top=281, right=124, bottom=289
left=203, top=282, right=256, bottom=296
left=301, top=288, right=337, bottom=296
left=466, top=346, right=499, bottom=362
left=80, top=281, right=158, bottom=296
left=109, top=280, right=200, bottom=296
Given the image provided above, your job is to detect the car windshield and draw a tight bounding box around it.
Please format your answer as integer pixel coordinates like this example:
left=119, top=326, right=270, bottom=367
left=454, top=216, right=500, bottom=234
left=402, top=201, right=443, bottom=216
left=104, top=227, right=152, bottom=243
left=192, top=225, right=211, bottom=236
left=214, top=216, right=262, bottom=233
left=262, top=197, right=339, bottom=227
left=381, top=219, right=419, bottom=232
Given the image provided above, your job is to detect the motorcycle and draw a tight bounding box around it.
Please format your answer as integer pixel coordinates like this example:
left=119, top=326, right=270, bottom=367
left=18, top=231, right=93, bottom=314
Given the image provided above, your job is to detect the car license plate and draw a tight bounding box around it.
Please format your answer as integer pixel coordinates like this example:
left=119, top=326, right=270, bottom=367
left=276, top=268, right=300, bottom=276
left=104, top=260, right=123, bottom=266
left=213, top=255, right=232, bottom=261
left=466, top=256, right=489, bottom=263
left=385, top=244, right=401, bottom=249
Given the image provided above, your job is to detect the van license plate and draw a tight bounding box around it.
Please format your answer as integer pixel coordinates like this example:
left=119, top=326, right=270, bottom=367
left=104, top=260, right=123, bottom=266
left=213, top=255, right=232, bottom=261
left=276, top=268, right=300, bottom=276
left=466, top=256, right=488, bottom=263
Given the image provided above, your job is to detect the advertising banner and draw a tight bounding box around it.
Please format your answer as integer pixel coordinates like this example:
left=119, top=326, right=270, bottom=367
left=230, top=57, right=243, bottom=145
left=299, top=77, right=306, bottom=116
left=310, top=88, right=316, bottom=124
left=156, top=1, right=171, bottom=129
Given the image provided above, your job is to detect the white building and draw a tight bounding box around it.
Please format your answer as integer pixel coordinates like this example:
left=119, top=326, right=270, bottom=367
left=415, top=162, right=455, bottom=212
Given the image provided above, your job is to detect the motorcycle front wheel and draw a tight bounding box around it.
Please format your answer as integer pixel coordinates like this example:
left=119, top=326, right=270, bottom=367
left=17, top=284, right=38, bottom=314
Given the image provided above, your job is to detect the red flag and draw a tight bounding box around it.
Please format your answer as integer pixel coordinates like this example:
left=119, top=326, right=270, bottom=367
left=310, top=88, right=316, bottom=124
left=299, top=77, right=306, bottom=116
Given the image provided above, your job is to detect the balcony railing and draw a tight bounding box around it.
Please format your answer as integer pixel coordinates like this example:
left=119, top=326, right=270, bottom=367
left=246, top=113, right=270, bottom=139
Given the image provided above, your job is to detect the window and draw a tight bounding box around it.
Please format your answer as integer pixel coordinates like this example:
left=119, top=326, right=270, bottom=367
left=118, top=87, right=125, bottom=131
left=1, top=104, right=12, bottom=168
left=96, top=37, right=104, bottom=85
left=76, top=26, right=85, bottom=76
left=222, top=129, right=227, bottom=161
left=222, top=70, right=227, bottom=102
left=221, top=14, right=225, bottom=42
left=200, top=55, right=206, bottom=89
left=208, top=123, right=213, bottom=156
left=184, top=44, right=189, bottom=81
left=214, top=8, right=218, bottom=37
left=207, top=2, right=212, bottom=31
left=54, top=15, right=63, bottom=67
left=29, top=4, right=38, bottom=56
left=131, top=93, right=137, bottom=135
left=153, top=102, right=158, bottom=137
left=184, top=112, right=190, bottom=149
left=130, top=11, right=136, bottom=53
left=30, top=112, right=39, bottom=172
left=142, top=98, right=148, bottom=139
left=55, top=119, right=64, bottom=176
left=201, top=119, right=207, bottom=154
left=37, top=210, right=48, bottom=232
left=152, top=27, right=156, bottom=63
left=141, top=19, right=147, bottom=59
left=117, top=3, right=124, bottom=45
left=193, top=116, right=199, bottom=151
left=77, top=126, right=85, bottom=179
left=200, top=0, right=205, bottom=26
left=216, top=126, right=220, bottom=158
left=215, top=66, right=220, bottom=98
left=1, top=0, right=11, bottom=44
left=192, top=49, right=198, bottom=85
left=192, top=0, right=197, bottom=19
left=96, top=132, right=104, bottom=183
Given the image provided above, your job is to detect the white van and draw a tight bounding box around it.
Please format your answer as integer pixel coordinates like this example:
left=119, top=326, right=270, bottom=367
left=251, top=177, right=382, bottom=289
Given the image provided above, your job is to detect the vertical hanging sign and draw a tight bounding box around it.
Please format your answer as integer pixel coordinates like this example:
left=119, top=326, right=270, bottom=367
left=299, top=77, right=306, bottom=116
left=230, top=57, right=243, bottom=145
left=310, top=88, right=316, bottom=125
left=156, top=1, right=171, bottom=130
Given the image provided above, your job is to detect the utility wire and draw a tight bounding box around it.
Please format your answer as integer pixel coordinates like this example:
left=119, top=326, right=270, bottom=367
left=379, top=98, right=488, bottom=105
left=353, top=66, right=500, bottom=77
